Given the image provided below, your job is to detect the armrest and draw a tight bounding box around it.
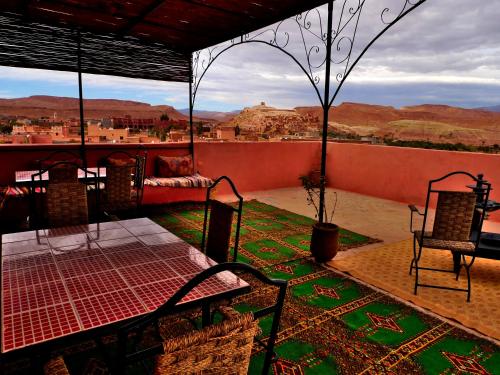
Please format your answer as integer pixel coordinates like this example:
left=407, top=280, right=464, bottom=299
left=408, top=204, right=424, bottom=233
left=408, top=204, right=423, bottom=215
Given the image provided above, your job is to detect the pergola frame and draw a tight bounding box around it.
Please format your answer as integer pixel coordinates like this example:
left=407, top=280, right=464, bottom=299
left=0, top=0, right=429, bottom=222
left=190, top=0, right=428, bottom=222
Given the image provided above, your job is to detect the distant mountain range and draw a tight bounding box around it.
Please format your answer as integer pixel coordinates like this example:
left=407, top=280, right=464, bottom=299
left=178, top=108, right=240, bottom=122
left=295, top=102, right=500, bottom=146
left=0, top=95, right=188, bottom=121
left=477, top=105, right=500, bottom=113
left=2, top=95, right=500, bottom=146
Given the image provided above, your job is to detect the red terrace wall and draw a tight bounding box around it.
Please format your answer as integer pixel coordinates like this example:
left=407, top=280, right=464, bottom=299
left=327, top=143, right=500, bottom=221
left=194, top=142, right=321, bottom=195
left=0, top=141, right=319, bottom=190
left=1, top=141, right=499, bottom=221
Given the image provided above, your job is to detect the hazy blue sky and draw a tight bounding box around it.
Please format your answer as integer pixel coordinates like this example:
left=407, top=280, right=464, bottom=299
left=1, top=0, right=500, bottom=111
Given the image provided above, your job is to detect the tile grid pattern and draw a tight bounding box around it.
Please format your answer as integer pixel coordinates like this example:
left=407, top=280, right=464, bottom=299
left=1, top=218, right=248, bottom=353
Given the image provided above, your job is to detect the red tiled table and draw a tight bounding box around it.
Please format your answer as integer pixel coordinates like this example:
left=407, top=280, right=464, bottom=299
left=15, top=167, right=106, bottom=184
left=1, top=218, right=249, bottom=355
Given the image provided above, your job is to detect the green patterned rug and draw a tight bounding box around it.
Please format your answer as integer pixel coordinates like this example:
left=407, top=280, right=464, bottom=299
left=150, top=200, right=500, bottom=375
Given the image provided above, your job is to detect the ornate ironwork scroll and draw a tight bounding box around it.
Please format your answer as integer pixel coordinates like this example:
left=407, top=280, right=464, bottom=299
left=191, top=0, right=427, bottom=109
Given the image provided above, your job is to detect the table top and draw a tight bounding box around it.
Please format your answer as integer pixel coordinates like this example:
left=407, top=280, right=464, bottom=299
left=15, top=167, right=106, bottom=183
left=1, top=218, right=248, bottom=353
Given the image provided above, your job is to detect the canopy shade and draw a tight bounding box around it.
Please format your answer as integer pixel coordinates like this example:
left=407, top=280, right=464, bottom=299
left=0, top=0, right=328, bottom=82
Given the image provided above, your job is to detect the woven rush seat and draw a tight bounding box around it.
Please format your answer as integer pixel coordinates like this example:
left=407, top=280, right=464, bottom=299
left=155, top=307, right=259, bottom=375
left=44, top=356, right=70, bottom=375
left=144, top=173, right=213, bottom=188
left=414, top=230, right=476, bottom=253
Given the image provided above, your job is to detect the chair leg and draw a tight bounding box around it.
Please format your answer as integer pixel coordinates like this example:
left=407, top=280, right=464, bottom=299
left=463, top=255, right=472, bottom=303
left=413, top=246, right=422, bottom=296
left=409, top=235, right=417, bottom=275
left=455, top=254, right=462, bottom=281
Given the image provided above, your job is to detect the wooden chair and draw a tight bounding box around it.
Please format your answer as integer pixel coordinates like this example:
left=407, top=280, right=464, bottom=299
left=30, top=162, right=97, bottom=229
left=408, top=171, right=491, bottom=302
left=98, top=150, right=147, bottom=217
left=201, top=176, right=243, bottom=262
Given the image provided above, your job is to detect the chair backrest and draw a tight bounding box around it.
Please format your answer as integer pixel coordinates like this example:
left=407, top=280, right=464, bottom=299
left=420, top=171, right=491, bottom=245
left=48, top=164, right=79, bottom=184
left=105, top=164, right=135, bottom=203
left=99, top=149, right=147, bottom=207
left=432, top=191, right=476, bottom=241
left=201, top=176, right=243, bottom=262
left=46, top=182, right=88, bottom=227
left=37, top=150, right=82, bottom=184
left=206, top=200, right=234, bottom=263
left=117, top=262, right=287, bottom=375
left=30, top=162, right=97, bottom=229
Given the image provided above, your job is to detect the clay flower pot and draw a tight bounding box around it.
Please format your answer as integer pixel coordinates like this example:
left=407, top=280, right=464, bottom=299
left=310, top=222, right=339, bottom=262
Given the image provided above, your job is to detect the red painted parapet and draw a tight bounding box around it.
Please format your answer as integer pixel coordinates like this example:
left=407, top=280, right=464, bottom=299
left=194, top=141, right=320, bottom=195
left=327, top=142, right=500, bottom=221
left=0, top=141, right=498, bottom=221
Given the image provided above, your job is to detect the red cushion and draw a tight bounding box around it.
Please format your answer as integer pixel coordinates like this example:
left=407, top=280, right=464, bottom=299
left=157, top=155, right=194, bottom=177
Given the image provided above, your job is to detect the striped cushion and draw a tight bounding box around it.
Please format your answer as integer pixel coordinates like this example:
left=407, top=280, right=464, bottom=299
left=144, top=173, right=213, bottom=188
left=0, top=186, right=30, bottom=197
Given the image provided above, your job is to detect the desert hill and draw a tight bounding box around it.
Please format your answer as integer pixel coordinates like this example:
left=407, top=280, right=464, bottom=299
left=224, top=102, right=319, bottom=137
left=478, top=104, right=500, bottom=113
left=178, top=108, right=240, bottom=122
left=295, top=103, right=500, bottom=146
left=2, top=96, right=500, bottom=146
left=0, top=95, right=188, bottom=121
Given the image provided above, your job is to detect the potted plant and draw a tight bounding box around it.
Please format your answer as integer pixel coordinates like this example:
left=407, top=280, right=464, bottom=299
left=299, top=173, right=339, bottom=262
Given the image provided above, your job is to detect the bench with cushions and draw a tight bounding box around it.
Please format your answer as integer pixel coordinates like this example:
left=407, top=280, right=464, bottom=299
left=142, top=155, right=213, bottom=205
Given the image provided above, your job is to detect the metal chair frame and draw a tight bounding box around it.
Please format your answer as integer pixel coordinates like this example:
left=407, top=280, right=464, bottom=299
left=409, top=171, right=491, bottom=302
left=29, top=161, right=98, bottom=229
left=116, top=262, right=287, bottom=375
left=201, top=176, right=243, bottom=262
left=36, top=150, right=83, bottom=170
left=97, top=149, right=147, bottom=216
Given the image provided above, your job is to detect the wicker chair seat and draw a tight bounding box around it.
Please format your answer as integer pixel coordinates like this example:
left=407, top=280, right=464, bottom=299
left=414, top=230, right=475, bottom=254
left=44, top=356, right=70, bottom=375
left=155, top=307, right=259, bottom=375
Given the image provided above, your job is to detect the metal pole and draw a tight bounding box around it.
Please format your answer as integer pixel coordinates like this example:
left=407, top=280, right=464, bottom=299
left=189, top=56, right=195, bottom=164
left=318, top=1, right=334, bottom=223
left=76, top=30, right=86, bottom=166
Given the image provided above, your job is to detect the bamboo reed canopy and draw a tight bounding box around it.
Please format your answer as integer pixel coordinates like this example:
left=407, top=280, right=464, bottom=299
left=0, top=0, right=328, bottom=82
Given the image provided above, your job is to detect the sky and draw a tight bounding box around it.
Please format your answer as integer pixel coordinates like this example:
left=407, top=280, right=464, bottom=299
left=1, top=0, right=500, bottom=112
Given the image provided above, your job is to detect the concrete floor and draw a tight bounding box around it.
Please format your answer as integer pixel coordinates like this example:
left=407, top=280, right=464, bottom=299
left=241, top=187, right=413, bottom=244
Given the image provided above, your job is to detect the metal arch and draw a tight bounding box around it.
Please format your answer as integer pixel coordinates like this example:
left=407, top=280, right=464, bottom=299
left=191, top=39, right=325, bottom=108
left=190, top=0, right=429, bottom=223
left=328, top=0, right=429, bottom=108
